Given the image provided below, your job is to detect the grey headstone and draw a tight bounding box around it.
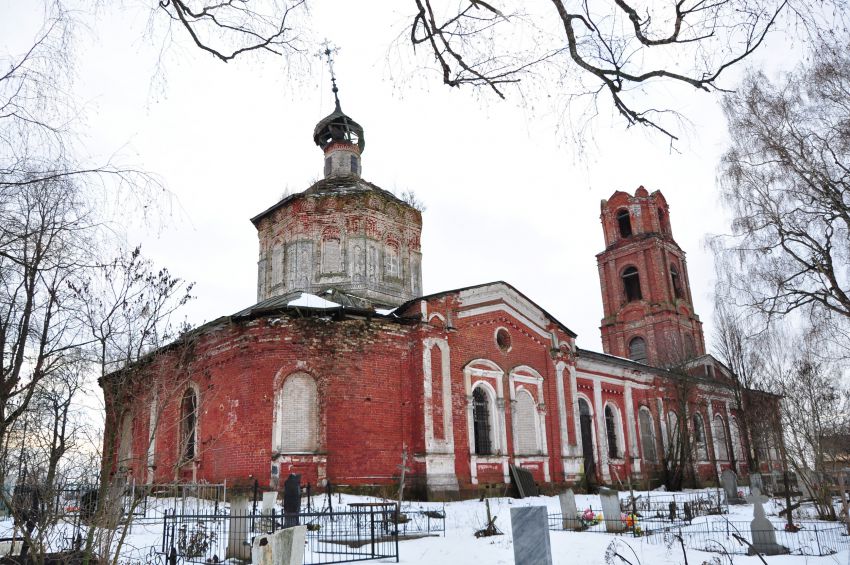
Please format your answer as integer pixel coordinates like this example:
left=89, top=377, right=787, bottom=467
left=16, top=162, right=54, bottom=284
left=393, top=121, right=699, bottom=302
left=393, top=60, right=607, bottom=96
left=510, top=506, right=553, bottom=565
left=252, top=525, right=307, bottom=565
left=746, top=488, right=788, bottom=555
left=598, top=487, right=625, bottom=532
left=227, top=497, right=251, bottom=561
left=559, top=489, right=579, bottom=530
left=722, top=469, right=744, bottom=504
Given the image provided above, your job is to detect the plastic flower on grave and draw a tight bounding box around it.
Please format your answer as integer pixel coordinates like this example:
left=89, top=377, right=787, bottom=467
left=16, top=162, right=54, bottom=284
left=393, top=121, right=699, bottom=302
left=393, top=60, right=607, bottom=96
left=583, top=508, right=595, bottom=521
left=737, top=490, right=745, bottom=498
left=625, top=514, right=636, bottom=528
left=596, top=513, right=604, bottom=522
left=784, top=523, right=800, bottom=533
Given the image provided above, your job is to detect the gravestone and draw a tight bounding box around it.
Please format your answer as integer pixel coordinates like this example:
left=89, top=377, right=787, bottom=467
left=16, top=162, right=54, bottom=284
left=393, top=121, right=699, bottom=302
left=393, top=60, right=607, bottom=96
left=261, top=491, right=277, bottom=514
left=683, top=502, right=693, bottom=522
left=252, top=525, right=307, bottom=565
left=749, top=473, right=764, bottom=495
left=722, top=469, right=745, bottom=504
left=559, top=489, right=579, bottom=530
left=598, top=487, right=625, bottom=532
left=746, top=488, right=788, bottom=555
left=283, top=474, right=301, bottom=527
left=226, top=496, right=251, bottom=561
left=510, top=506, right=552, bottom=565
left=668, top=501, right=677, bottom=521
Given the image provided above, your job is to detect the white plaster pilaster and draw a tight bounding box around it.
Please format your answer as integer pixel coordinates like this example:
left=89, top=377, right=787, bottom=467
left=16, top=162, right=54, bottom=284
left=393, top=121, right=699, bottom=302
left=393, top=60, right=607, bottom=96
left=555, top=361, right=569, bottom=457
left=593, top=380, right=610, bottom=481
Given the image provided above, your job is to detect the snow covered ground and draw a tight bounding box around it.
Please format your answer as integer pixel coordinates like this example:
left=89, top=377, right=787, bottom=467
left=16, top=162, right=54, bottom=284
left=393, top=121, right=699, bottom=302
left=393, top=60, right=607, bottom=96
left=2, top=489, right=849, bottom=564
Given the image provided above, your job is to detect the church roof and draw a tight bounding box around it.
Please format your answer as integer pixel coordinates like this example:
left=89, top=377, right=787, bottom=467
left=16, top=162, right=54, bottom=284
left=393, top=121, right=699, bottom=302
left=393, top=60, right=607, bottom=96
left=249, top=176, right=414, bottom=226
left=396, top=280, right=578, bottom=338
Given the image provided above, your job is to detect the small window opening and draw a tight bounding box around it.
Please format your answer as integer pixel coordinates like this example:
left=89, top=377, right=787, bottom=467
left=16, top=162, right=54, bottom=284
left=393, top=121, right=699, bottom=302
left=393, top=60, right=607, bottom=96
left=670, top=264, right=683, bottom=299
left=472, top=388, right=493, bottom=455
left=617, top=209, right=633, bottom=238
left=496, top=328, right=512, bottom=352
left=350, top=155, right=359, bottom=175
left=324, top=157, right=332, bottom=177
left=622, top=267, right=642, bottom=302
left=628, top=337, right=648, bottom=363
left=658, top=208, right=668, bottom=233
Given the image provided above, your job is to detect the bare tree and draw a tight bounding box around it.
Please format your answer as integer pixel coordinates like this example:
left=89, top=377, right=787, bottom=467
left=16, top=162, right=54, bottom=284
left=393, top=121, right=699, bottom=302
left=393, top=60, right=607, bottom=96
left=407, top=0, right=843, bottom=140
left=716, top=35, right=850, bottom=343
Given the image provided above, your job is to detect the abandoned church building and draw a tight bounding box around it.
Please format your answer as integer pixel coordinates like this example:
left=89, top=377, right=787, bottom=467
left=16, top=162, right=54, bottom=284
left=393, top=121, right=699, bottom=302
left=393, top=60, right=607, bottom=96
left=103, top=93, right=783, bottom=498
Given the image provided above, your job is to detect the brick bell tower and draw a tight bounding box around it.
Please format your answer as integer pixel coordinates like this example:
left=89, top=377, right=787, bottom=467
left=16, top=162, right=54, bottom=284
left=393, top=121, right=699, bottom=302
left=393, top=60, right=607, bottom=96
left=596, top=186, right=705, bottom=367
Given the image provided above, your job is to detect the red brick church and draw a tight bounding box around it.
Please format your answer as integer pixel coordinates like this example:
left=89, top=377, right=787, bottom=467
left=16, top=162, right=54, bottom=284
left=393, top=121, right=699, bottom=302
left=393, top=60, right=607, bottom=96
left=104, top=92, right=782, bottom=497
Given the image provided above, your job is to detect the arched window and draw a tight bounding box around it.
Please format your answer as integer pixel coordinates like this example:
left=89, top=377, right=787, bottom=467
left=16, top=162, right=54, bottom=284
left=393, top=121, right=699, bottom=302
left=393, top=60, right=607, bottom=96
left=617, top=209, right=633, bottom=238
left=693, top=414, right=707, bottom=460
left=658, top=208, right=669, bottom=234
left=605, top=405, right=620, bottom=459
left=666, top=411, right=680, bottom=453
left=622, top=267, right=643, bottom=302
left=670, top=264, right=683, bottom=299
left=514, top=390, right=539, bottom=455
left=472, top=387, right=493, bottom=455
left=713, top=415, right=729, bottom=460
left=276, top=373, right=319, bottom=453
left=180, top=388, right=198, bottom=462
left=628, top=337, right=648, bottom=363
left=638, top=407, right=656, bottom=462
left=730, top=417, right=744, bottom=462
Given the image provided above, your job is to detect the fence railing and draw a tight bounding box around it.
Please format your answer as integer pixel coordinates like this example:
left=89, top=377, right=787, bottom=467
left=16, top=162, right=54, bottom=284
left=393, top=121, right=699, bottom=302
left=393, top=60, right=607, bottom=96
left=161, top=506, right=401, bottom=564
left=644, top=520, right=850, bottom=557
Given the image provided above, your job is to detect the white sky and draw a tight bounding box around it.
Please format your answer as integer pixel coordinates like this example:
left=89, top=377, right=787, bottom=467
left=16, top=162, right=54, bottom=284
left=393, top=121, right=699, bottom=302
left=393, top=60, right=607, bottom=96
left=1, top=2, right=802, bottom=354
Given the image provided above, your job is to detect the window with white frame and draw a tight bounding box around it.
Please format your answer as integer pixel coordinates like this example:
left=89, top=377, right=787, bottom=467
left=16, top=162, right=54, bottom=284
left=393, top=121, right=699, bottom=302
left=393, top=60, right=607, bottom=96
left=276, top=373, right=319, bottom=453
left=604, top=404, right=621, bottom=459
left=713, top=414, right=729, bottom=460
left=513, top=390, right=538, bottom=455
left=179, top=388, right=198, bottom=462
left=472, top=386, right=494, bottom=455
left=638, top=407, right=656, bottom=462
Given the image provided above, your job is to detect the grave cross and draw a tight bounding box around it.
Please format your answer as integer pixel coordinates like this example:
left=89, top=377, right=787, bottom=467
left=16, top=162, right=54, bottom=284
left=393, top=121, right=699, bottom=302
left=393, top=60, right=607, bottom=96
left=745, top=487, right=770, bottom=521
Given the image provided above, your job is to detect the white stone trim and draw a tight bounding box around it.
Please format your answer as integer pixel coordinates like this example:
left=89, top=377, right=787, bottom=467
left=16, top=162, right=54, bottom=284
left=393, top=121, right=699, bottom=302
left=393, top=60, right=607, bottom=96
left=457, top=304, right=550, bottom=338
left=465, top=360, right=507, bottom=485
left=423, top=338, right=454, bottom=453
left=624, top=384, right=639, bottom=472
left=555, top=361, right=570, bottom=458
left=576, top=393, right=600, bottom=479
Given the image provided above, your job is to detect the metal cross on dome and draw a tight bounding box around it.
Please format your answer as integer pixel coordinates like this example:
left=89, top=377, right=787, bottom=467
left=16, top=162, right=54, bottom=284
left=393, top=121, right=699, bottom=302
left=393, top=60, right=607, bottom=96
left=321, top=40, right=341, bottom=109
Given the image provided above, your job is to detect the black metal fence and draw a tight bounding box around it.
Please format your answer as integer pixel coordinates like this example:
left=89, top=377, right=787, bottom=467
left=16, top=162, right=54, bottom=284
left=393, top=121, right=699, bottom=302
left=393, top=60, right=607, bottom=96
left=644, top=520, right=850, bottom=557
left=161, top=505, right=401, bottom=564
left=548, top=490, right=728, bottom=535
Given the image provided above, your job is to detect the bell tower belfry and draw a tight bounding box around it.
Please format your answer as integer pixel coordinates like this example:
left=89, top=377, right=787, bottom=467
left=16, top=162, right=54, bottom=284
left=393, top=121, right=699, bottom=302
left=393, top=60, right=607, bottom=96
left=596, top=186, right=705, bottom=367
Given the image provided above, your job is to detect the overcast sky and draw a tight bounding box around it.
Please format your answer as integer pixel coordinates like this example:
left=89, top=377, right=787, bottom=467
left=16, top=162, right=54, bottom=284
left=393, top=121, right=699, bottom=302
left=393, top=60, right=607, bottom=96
left=2, top=2, right=802, bottom=354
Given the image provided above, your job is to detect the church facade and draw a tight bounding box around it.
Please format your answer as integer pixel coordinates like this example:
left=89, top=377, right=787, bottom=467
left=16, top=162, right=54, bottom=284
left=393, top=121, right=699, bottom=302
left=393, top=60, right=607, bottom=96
left=103, top=95, right=782, bottom=497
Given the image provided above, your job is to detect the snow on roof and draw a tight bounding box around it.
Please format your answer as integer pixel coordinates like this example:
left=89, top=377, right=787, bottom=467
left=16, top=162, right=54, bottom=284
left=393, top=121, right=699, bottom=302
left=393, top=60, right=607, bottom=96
left=375, top=307, right=397, bottom=316
left=287, top=293, right=341, bottom=309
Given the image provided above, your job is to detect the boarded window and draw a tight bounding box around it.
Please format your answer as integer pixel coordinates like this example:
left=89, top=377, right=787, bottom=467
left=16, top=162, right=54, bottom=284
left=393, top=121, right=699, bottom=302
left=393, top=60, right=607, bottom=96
left=605, top=405, right=619, bottom=459
left=514, top=391, right=538, bottom=455
left=617, top=209, right=632, bottom=238
left=384, top=244, right=399, bottom=278
left=628, top=337, right=648, bottom=363
left=713, top=415, right=729, bottom=460
left=322, top=238, right=341, bottom=273
left=180, top=389, right=198, bottom=461
left=622, top=267, right=642, bottom=301
left=277, top=373, right=319, bottom=452
left=670, top=264, right=683, bottom=299
left=271, top=245, right=283, bottom=286
left=118, top=412, right=133, bottom=468
left=638, top=408, right=656, bottom=462
left=472, top=387, right=493, bottom=455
